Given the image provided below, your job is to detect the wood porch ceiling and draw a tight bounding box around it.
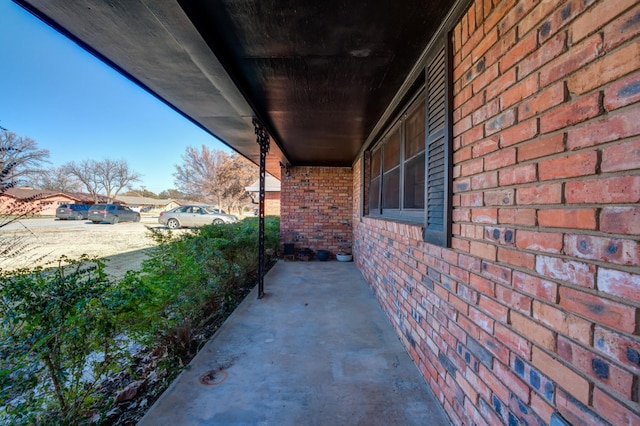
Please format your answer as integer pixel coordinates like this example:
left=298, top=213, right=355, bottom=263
left=16, top=0, right=457, bottom=177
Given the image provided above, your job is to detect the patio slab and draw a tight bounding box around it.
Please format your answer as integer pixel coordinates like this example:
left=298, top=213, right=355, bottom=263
left=139, top=260, right=450, bottom=425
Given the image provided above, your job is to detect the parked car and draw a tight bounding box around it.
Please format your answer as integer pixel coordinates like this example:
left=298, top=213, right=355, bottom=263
left=88, top=204, right=141, bottom=224
left=158, top=205, right=237, bottom=229
left=208, top=207, right=239, bottom=221
left=211, top=208, right=238, bottom=222
left=55, top=203, right=91, bottom=220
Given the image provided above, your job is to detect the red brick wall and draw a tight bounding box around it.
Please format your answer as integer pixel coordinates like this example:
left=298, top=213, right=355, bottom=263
left=354, top=0, right=640, bottom=425
left=265, top=192, right=281, bottom=216
left=281, top=166, right=353, bottom=256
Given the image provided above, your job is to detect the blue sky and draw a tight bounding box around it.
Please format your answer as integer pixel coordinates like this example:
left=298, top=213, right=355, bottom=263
left=0, top=1, right=229, bottom=193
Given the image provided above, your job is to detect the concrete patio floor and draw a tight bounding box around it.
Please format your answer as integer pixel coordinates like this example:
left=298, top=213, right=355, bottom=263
left=139, top=260, right=450, bottom=425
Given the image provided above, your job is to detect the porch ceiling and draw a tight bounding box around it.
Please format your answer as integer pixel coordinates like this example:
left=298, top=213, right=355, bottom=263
left=16, top=0, right=457, bottom=177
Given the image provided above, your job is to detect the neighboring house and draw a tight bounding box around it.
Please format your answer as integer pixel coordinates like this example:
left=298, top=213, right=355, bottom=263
left=0, top=189, right=180, bottom=216
left=0, top=188, right=79, bottom=216
left=245, top=174, right=281, bottom=216
left=18, top=1, right=640, bottom=425
left=115, top=195, right=180, bottom=213
left=0, top=188, right=109, bottom=216
left=65, top=192, right=111, bottom=204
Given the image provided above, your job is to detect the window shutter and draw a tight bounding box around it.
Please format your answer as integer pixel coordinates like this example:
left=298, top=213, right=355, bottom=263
left=423, top=37, right=452, bottom=247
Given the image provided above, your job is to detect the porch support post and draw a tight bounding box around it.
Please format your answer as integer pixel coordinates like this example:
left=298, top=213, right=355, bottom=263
left=253, top=118, right=270, bottom=299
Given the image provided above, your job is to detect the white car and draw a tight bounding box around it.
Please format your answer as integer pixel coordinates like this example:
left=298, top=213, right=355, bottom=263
left=158, top=205, right=237, bottom=229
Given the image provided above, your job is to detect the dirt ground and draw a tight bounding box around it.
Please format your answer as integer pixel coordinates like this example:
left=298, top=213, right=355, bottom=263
left=0, top=217, right=168, bottom=278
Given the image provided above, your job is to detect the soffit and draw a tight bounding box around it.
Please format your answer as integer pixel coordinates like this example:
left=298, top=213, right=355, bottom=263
left=16, top=0, right=457, bottom=176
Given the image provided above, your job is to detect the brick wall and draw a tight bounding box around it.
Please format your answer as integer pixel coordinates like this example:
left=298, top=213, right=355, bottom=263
left=281, top=166, right=353, bottom=256
left=354, top=0, right=640, bottom=425
left=265, top=192, right=281, bottom=216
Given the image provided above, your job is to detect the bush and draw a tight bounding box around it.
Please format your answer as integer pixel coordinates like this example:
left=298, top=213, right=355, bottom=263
left=0, top=216, right=280, bottom=424
left=129, top=217, right=280, bottom=363
left=0, top=255, right=133, bottom=424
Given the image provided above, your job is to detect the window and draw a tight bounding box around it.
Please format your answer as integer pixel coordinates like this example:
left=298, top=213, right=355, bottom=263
left=382, top=126, right=401, bottom=210
left=369, top=98, right=425, bottom=221
left=404, top=101, right=426, bottom=210
left=369, top=150, right=381, bottom=211
left=367, top=36, right=452, bottom=247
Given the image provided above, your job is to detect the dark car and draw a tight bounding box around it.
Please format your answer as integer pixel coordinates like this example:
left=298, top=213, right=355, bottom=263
left=88, top=204, right=141, bottom=224
left=55, top=203, right=91, bottom=220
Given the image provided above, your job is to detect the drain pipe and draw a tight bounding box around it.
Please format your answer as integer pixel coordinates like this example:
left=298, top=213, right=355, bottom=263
left=253, top=119, right=270, bottom=299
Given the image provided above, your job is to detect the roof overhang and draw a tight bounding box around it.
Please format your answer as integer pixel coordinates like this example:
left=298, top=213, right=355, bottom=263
left=15, top=0, right=460, bottom=177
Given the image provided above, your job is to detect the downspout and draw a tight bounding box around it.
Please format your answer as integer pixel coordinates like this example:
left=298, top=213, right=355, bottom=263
left=253, top=119, right=270, bottom=299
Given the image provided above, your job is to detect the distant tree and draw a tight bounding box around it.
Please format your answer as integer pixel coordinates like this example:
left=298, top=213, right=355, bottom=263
left=219, top=153, right=257, bottom=214
left=174, top=146, right=259, bottom=212
left=157, top=189, right=185, bottom=200
left=32, top=166, right=82, bottom=192
left=62, top=160, right=102, bottom=203
left=0, top=129, right=50, bottom=187
left=123, top=188, right=158, bottom=198
left=173, top=146, right=228, bottom=205
left=96, top=159, right=142, bottom=202
left=63, top=158, right=141, bottom=203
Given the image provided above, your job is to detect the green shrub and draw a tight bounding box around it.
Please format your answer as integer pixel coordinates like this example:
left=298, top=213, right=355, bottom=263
left=130, top=217, right=280, bottom=363
left=0, top=255, right=134, bottom=424
left=0, top=216, right=280, bottom=424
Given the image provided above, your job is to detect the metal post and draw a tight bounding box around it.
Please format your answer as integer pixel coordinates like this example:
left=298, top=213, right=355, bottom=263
left=253, top=119, right=270, bottom=299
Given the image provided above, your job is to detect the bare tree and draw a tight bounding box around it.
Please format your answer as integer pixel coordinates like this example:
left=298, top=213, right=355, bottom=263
left=63, top=158, right=141, bottom=203
left=174, top=147, right=259, bottom=211
left=0, top=130, right=50, bottom=260
left=173, top=146, right=228, bottom=205
left=63, top=159, right=102, bottom=203
left=32, top=166, right=82, bottom=192
left=219, top=153, right=257, bottom=214
left=0, top=130, right=50, bottom=187
left=95, top=159, right=142, bottom=202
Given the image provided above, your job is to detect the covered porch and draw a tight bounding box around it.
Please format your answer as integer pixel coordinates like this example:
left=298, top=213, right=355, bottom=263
left=15, top=0, right=640, bottom=424
left=139, top=260, right=450, bottom=425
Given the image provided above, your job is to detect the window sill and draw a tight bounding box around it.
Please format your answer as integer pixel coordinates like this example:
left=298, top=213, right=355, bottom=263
left=366, top=213, right=423, bottom=225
